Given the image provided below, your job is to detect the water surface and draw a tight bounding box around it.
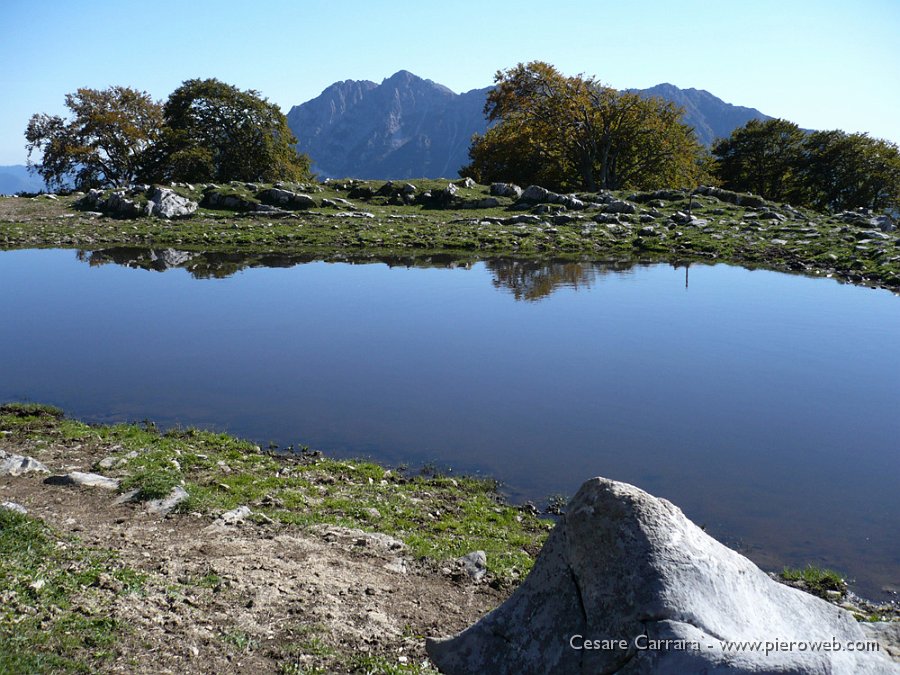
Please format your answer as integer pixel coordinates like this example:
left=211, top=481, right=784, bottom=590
left=2, top=248, right=898, bottom=600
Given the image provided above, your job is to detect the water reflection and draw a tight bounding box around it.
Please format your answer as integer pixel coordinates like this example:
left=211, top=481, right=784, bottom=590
left=79, top=247, right=670, bottom=300
left=5, top=248, right=900, bottom=601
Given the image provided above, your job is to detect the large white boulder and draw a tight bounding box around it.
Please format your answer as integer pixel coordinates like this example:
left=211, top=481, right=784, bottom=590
left=427, top=477, right=897, bottom=674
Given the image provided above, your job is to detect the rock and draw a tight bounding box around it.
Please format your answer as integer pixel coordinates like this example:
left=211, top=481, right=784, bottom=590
left=456, top=177, right=476, bottom=188
left=564, top=196, right=585, bottom=210
left=638, top=225, right=657, bottom=236
left=457, top=551, right=487, bottom=582
left=0, top=450, right=49, bottom=476
left=518, top=185, right=553, bottom=203
left=44, top=471, right=120, bottom=490
left=694, top=185, right=767, bottom=208
left=757, top=210, right=786, bottom=221
left=471, top=197, right=500, bottom=209
left=871, top=215, right=896, bottom=232
left=0, top=501, right=27, bottom=515
left=257, top=188, right=316, bottom=209
left=427, top=477, right=896, bottom=675
left=861, top=623, right=900, bottom=663
left=147, top=186, right=197, bottom=218
left=593, top=213, right=621, bottom=225
left=146, top=486, right=189, bottom=515
left=217, top=505, right=252, bottom=525
left=603, top=199, right=637, bottom=214
left=857, top=229, right=891, bottom=241
left=490, top=183, right=523, bottom=199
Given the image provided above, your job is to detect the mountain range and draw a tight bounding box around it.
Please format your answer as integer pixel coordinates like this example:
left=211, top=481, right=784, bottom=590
left=0, top=165, right=46, bottom=195
left=287, top=71, right=772, bottom=180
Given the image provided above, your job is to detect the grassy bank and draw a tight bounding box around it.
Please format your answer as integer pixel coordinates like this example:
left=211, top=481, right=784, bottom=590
left=1, top=179, right=897, bottom=292
left=0, top=403, right=550, bottom=672
left=0, top=403, right=549, bottom=581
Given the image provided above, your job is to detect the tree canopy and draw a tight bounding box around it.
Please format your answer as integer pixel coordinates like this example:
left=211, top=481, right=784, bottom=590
left=150, top=78, right=310, bottom=184
left=25, top=86, right=163, bottom=190
left=26, top=79, right=311, bottom=190
left=712, top=119, right=900, bottom=212
left=462, top=62, right=704, bottom=192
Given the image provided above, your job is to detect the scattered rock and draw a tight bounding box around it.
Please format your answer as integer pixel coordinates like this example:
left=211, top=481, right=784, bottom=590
left=427, top=477, right=896, bottom=675
left=0, top=501, right=27, bottom=514
left=518, top=185, right=553, bottom=204
left=694, top=185, right=767, bottom=208
left=603, top=199, right=637, bottom=214
left=257, top=188, right=316, bottom=209
left=871, top=215, right=896, bottom=232
left=217, top=505, right=252, bottom=525
left=146, top=486, right=190, bottom=515
left=457, top=551, right=487, bottom=582
left=0, top=450, right=50, bottom=476
left=44, top=471, right=120, bottom=490
left=490, top=183, right=523, bottom=199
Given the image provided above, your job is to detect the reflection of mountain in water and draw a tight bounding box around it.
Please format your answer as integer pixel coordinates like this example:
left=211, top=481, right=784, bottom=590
left=79, top=248, right=674, bottom=299
left=485, top=260, right=640, bottom=301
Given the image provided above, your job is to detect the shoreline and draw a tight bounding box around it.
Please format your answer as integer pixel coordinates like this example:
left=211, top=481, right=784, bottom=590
left=1, top=403, right=897, bottom=673
left=1, top=180, right=898, bottom=294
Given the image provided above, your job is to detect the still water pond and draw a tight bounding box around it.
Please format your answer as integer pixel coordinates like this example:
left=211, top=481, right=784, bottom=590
left=2, top=248, right=898, bottom=600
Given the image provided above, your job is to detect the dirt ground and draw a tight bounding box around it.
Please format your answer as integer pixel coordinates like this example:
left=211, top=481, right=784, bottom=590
left=1, top=438, right=506, bottom=673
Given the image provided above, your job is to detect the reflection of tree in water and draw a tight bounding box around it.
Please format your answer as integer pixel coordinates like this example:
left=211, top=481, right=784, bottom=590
left=486, top=260, right=636, bottom=301
left=76, top=248, right=477, bottom=279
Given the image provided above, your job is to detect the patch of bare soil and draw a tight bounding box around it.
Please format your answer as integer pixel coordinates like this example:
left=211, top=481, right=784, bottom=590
left=1, top=438, right=504, bottom=673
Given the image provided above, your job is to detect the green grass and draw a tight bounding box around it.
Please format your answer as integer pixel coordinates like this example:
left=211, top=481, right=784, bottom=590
left=2, top=179, right=897, bottom=293
left=780, top=565, right=847, bottom=599
left=0, top=404, right=550, bottom=582
left=0, top=507, right=146, bottom=673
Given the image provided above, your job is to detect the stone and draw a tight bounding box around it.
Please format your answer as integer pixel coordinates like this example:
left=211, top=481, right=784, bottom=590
left=757, top=210, right=786, bottom=221
left=44, top=471, right=120, bottom=490
left=257, top=188, right=316, bottom=209
left=519, top=185, right=553, bottom=203
left=147, top=186, right=197, bottom=219
left=457, top=177, right=476, bottom=188
left=0, top=450, right=49, bottom=476
left=861, top=623, right=900, bottom=663
left=871, top=215, right=896, bottom=232
left=0, top=501, right=27, bottom=515
left=427, top=477, right=896, bottom=675
left=146, top=486, right=189, bottom=515
left=472, top=197, right=500, bottom=209
left=490, top=183, right=523, bottom=199
left=218, top=505, right=252, bottom=525
left=457, top=551, right=487, bottom=582
left=604, top=200, right=637, bottom=214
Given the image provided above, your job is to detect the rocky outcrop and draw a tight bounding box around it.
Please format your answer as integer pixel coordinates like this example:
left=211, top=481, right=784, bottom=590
left=147, top=186, right=197, bottom=218
left=77, top=186, right=197, bottom=218
left=427, top=477, right=897, bottom=674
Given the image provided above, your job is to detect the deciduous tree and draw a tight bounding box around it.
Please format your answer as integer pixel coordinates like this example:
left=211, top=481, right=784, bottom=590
left=25, top=86, right=163, bottom=190
left=150, top=78, right=310, bottom=183
left=462, top=62, right=702, bottom=192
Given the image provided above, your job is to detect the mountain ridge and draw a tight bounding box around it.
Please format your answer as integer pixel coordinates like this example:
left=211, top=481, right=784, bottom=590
left=287, top=71, right=772, bottom=180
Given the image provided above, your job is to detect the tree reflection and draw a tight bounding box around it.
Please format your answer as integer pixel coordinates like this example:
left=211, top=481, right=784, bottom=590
left=486, top=260, right=638, bottom=301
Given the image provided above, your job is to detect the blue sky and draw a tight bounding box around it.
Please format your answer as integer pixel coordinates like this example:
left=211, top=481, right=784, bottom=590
left=1, top=0, right=898, bottom=165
